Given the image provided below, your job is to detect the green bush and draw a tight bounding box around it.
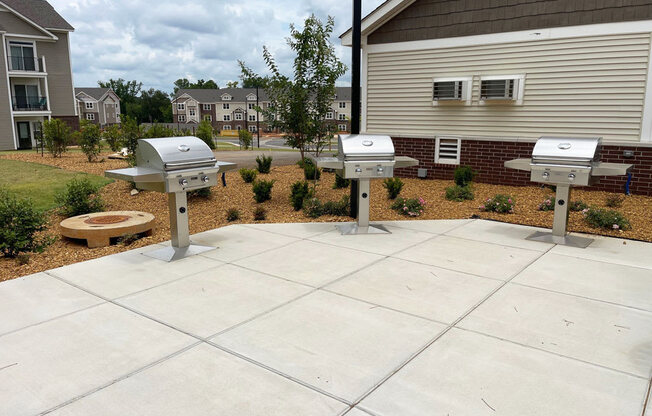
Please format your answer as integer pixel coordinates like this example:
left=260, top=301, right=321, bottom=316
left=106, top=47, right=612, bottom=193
left=55, top=178, right=104, bottom=217
left=583, top=207, right=631, bottom=231
left=196, top=120, right=216, bottom=150
left=79, top=120, right=103, bottom=162
left=239, top=168, right=258, bottom=183
left=383, top=177, right=404, bottom=199
left=0, top=189, right=51, bottom=258
left=252, top=179, right=275, bottom=203
left=256, top=154, right=273, bottom=174
left=42, top=118, right=71, bottom=157
left=480, top=194, right=514, bottom=214
left=290, top=181, right=311, bottom=211
left=226, top=208, right=241, bottom=222
left=143, top=124, right=176, bottom=139
left=570, top=200, right=588, bottom=212
left=188, top=187, right=211, bottom=198
left=605, top=194, right=624, bottom=208
left=102, top=124, right=123, bottom=152
left=538, top=196, right=555, bottom=211
left=120, top=115, right=142, bottom=166
left=253, top=206, right=267, bottom=221
left=303, top=163, right=321, bottom=181
left=322, top=195, right=350, bottom=216
left=454, top=166, right=476, bottom=187
left=445, top=185, right=474, bottom=202
left=391, top=197, right=426, bottom=217
left=238, top=129, right=253, bottom=150
left=333, top=174, right=350, bottom=189
left=302, top=197, right=323, bottom=218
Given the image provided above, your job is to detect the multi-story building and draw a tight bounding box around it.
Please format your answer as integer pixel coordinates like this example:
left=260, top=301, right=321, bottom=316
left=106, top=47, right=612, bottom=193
left=0, top=0, right=77, bottom=150
left=75, top=87, right=121, bottom=126
left=171, top=87, right=352, bottom=134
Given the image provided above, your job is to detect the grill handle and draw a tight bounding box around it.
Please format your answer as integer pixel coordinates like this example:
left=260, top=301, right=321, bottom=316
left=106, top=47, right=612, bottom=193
left=164, top=159, right=217, bottom=170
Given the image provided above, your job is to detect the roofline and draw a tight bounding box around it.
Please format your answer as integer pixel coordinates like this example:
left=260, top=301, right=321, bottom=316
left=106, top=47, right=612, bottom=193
left=340, top=0, right=415, bottom=46
left=48, top=28, right=74, bottom=32
left=75, top=91, right=96, bottom=101
left=0, top=1, right=59, bottom=40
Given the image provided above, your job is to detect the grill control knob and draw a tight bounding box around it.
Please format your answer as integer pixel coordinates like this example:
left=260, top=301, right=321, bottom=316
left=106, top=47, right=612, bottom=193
left=355, top=168, right=362, bottom=173
left=201, top=175, right=210, bottom=183
left=568, top=173, right=576, bottom=181
left=542, top=172, right=550, bottom=179
left=377, top=167, right=384, bottom=174
left=179, top=178, right=189, bottom=187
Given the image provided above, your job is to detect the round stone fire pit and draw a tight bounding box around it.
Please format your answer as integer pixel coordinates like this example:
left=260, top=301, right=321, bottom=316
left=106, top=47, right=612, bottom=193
left=60, top=211, right=155, bottom=248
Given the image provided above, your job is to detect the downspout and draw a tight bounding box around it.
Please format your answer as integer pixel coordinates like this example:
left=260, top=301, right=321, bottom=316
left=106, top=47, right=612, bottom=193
left=349, top=0, right=362, bottom=218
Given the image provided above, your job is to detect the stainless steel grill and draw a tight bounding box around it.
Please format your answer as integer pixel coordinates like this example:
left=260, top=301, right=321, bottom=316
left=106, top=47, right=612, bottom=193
left=316, top=134, right=418, bottom=235
left=106, top=136, right=237, bottom=261
left=505, top=136, right=632, bottom=247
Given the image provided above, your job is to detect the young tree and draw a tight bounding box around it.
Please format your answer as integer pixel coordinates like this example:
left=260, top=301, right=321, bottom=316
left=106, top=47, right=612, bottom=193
left=102, top=124, right=123, bottom=152
left=238, top=129, right=253, bottom=150
left=120, top=115, right=142, bottom=166
left=196, top=120, right=216, bottom=149
left=42, top=118, right=71, bottom=157
left=241, top=15, right=346, bottom=159
left=78, top=120, right=102, bottom=162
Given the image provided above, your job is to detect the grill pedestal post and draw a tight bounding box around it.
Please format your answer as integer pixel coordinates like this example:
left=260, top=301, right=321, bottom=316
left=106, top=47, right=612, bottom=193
left=525, top=184, right=594, bottom=248
left=337, top=178, right=390, bottom=235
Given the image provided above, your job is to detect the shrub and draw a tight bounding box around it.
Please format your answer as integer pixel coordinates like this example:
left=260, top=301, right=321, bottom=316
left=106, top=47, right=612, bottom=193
left=605, top=194, right=624, bottom=208
left=445, top=185, right=474, bottom=202
left=583, top=207, right=631, bottom=231
left=333, top=174, right=350, bottom=189
left=391, top=197, right=426, bottom=217
left=253, top=206, right=267, bottom=221
left=103, top=124, right=123, bottom=152
left=570, top=200, right=588, bottom=212
left=322, top=195, right=350, bottom=216
left=143, top=124, right=176, bottom=139
left=42, top=118, right=71, bottom=157
left=0, top=189, right=51, bottom=258
left=454, top=166, right=475, bottom=187
left=188, top=187, right=211, bottom=198
left=196, top=120, right=216, bottom=149
left=302, top=197, right=323, bottom=218
left=252, top=179, right=275, bottom=203
left=256, top=154, right=273, bottom=174
left=55, top=177, right=104, bottom=217
left=79, top=120, right=103, bottom=162
left=538, top=197, right=555, bottom=211
left=239, top=168, right=257, bottom=183
left=238, top=129, right=253, bottom=150
left=383, top=177, right=404, bottom=199
left=303, top=162, right=321, bottom=181
left=290, top=181, right=311, bottom=211
left=120, top=115, right=141, bottom=166
left=226, top=208, right=241, bottom=222
left=480, top=194, right=514, bottom=214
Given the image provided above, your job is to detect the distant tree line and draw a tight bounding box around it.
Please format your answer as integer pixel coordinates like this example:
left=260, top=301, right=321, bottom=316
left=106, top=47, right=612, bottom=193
left=98, top=78, right=172, bottom=124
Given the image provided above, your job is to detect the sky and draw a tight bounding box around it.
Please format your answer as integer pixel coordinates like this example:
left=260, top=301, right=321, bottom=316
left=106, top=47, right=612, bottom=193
left=48, top=0, right=385, bottom=95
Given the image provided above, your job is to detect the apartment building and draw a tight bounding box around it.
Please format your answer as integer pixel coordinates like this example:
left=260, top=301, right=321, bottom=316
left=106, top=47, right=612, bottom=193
left=171, top=87, right=352, bottom=133
left=75, top=87, right=121, bottom=126
left=0, top=0, right=77, bottom=150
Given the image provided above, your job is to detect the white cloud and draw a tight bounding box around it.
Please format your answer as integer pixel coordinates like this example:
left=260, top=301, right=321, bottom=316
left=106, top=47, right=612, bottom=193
left=48, top=0, right=385, bottom=93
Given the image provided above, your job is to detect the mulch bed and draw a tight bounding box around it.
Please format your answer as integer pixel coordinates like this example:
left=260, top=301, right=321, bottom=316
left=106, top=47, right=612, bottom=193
left=1, top=151, right=650, bottom=282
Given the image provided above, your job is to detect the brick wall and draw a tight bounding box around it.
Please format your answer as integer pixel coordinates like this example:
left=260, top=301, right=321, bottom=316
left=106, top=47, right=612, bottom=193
left=56, top=115, right=80, bottom=132
left=393, top=137, right=652, bottom=196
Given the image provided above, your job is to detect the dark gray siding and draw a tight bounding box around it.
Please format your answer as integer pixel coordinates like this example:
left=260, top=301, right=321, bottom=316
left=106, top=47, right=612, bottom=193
left=37, top=31, right=76, bottom=116
left=368, top=0, right=652, bottom=44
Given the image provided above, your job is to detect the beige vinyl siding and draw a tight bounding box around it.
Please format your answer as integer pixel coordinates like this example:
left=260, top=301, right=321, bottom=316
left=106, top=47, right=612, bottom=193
left=0, top=35, right=14, bottom=150
left=37, top=32, right=75, bottom=117
left=0, top=11, right=45, bottom=37
left=366, top=33, right=651, bottom=142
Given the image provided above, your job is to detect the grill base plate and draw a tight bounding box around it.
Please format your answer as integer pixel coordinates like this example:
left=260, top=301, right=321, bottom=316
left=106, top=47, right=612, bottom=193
left=337, top=223, right=391, bottom=235
left=526, top=231, right=593, bottom=248
left=143, top=244, right=215, bottom=262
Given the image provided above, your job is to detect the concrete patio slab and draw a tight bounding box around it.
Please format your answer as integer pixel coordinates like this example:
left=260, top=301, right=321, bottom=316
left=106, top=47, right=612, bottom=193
left=513, top=252, right=652, bottom=311
left=394, top=235, right=544, bottom=280
left=0, top=272, right=102, bottom=336
left=358, top=328, right=648, bottom=416
left=234, top=240, right=384, bottom=287
left=118, top=264, right=312, bottom=338
left=552, top=234, right=652, bottom=270
left=445, top=219, right=554, bottom=251
left=342, top=408, right=374, bottom=416
left=0, top=303, right=195, bottom=416
left=243, top=222, right=337, bottom=239
left=459, top=284, right=652, bottom=377
left=48, top=245, right=223, bottom=299
left=379, top=219, right=471, bottom=235
left=212, top=290, right=446, bottom=402
left=50, top=344, right=348, bottom=416
left=326, top=257, right=501, bottom=323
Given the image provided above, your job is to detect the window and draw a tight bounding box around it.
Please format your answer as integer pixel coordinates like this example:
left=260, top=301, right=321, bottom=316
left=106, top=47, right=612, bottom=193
left=338, top=114, right=346, bottom=121
left=435, top=137, right=461, bottom=165
left=236, top=125, right=242, bottom=131
left=247, top=94, right=256, bottom=101
left=86, top=113, right=95, bottom=120
left=235, top=113, right=243, bottom=120
left=85, top=102, right=94, bottom=109
left=177, top=103, right=185, bottom=111
left=9, top=41, right=36, bottom=71
left=115, top=104, right=119, bottom=112
left=178, top=115, right=186, bottom=122
left=204, top=115, right=212, bottom=122
left=339, top=102, right=346, bottom=108
left=248, top=103, right=255, bottom=110
left=338, top=124, right=347, bottom=131
left=223, top=115, right=231, bottom=121
left=248, top=114, right=256, bottom=122
left=189, top=109, right=196, bottom=117
left=325, top=112, right=334, bottom=120
left=222, top=94, right=232, bottom=101
left=223, top=125, right=231, bottom=130
left=223, top=103, right=230, bottom=110
left=248, top=125, right=257, bottom=132
left=203, top=104, right=211, bottom=110
left=432, top=77, right=471, bottom=104
left=479, top=75, right=525, bottom=103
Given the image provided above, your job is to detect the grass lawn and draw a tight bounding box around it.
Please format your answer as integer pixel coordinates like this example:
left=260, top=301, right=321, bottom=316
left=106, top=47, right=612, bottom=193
left=0, top=159, right=113, bottom=212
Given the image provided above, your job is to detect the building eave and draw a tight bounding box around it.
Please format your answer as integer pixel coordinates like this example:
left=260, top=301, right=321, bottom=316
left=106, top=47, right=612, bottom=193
left=340, top=0, right=416, bottom=46
left=0, top=1, right=59, bottom=40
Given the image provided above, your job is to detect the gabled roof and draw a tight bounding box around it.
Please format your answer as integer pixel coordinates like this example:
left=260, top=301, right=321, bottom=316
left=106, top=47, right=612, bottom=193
left=75, top=88, right=115, bottom=101
left=1, top=0, right=74, bottom=31
left=340, top=0, right=414, bottom=46
left=173, top=87, right=352, bottom=103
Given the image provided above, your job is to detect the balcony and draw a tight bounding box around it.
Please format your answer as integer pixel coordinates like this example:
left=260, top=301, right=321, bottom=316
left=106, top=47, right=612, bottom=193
left=7, top=56, right=45, bottom=73
left=12, top=96, right=48, bottom=111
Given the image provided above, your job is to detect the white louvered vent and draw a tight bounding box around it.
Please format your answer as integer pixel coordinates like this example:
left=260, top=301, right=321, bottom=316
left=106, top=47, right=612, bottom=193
left=435, top=137, right=461, bottom=165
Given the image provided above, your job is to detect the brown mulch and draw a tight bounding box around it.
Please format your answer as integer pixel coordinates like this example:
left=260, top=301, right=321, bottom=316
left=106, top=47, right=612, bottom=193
left=1, top=151, right=651, bottom=282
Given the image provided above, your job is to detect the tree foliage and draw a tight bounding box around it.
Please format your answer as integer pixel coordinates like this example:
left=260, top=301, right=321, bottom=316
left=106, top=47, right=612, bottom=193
left=98, top=78, right=142, bottom=115
left=42, top=118, right=71, bottom=157
left=78, top=120, right=102, bottom=162
left=226, top=81, right=239, bottom=88
left=173, top=78, right=219, bottom=95
left=103, top=124, right=123, bottom=152
left=196, top=120, right=216, bottom=149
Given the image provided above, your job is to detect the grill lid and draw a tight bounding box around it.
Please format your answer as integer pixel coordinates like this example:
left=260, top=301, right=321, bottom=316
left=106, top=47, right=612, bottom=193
left=531, top=136, right=601, bottom=166
left=136, top=137, right=217, bottom=171
left=338, top=134, right=395, bottom=160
